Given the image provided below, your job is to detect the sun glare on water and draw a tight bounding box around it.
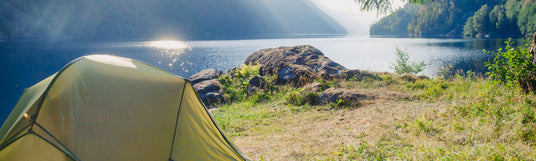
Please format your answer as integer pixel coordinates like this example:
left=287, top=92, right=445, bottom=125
left=145, top=40, right=190, bottom=50
left=144, top=40, right=192, bottom=67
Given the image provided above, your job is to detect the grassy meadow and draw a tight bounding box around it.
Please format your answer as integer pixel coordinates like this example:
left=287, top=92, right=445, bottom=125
left=210, top=67, right=536, bottom=160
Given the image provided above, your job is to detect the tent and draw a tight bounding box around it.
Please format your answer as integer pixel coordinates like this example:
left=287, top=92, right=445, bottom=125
left=0, top=55, right=248, bottom=161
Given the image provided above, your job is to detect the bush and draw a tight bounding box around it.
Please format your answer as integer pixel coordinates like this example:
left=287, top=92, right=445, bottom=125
left=390, top=47, right=426, bottom=75
left=218, top=64, right=263, bottom=101
left=331, top=98, right=349, bottom=108
left=235, top=64, right=261, bottom=79
left=316, top=79, right=339, bottom=90
left=485, top=39, right=536, bottom=93
left=286, top=91, right=320, bottom=106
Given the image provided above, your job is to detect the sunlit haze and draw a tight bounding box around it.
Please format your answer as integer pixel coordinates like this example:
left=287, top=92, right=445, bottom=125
left=311, top=0, right=406, bottom=35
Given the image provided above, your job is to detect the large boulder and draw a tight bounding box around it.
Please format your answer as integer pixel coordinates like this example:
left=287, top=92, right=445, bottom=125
left=244, top=45, right=345, bottom=86
left=319, top=88, right=367, bottom=107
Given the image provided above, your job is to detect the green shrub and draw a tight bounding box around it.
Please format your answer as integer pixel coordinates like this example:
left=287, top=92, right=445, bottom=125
left=218, top=75, right=242, bottom=101
left=235, top=64, right=261, bottom=79
left=315, top=79, right=339, bottom=90
left=286, top=91, right=320, bottom=106
left=218, top=64, right=264, bottom=102
left=412, top=116, right=440, bottom=136
left=249, top=91, right=272, bottom=105
left=485, top=39, right=536, bottom=93
left=332, top=98, right=348, bottom=108
left=390, top=47, right=426, bottom=75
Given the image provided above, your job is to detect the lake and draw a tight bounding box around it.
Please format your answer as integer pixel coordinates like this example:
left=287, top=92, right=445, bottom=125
left=0, top=36, right=511, bottom=124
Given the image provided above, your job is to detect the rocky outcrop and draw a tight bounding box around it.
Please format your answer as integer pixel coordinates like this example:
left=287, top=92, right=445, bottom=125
left=189, top=69, right=224, bottom=107
left=319, top=88, right=367, bottom=107
left=244, top=45, right=345, bottom=86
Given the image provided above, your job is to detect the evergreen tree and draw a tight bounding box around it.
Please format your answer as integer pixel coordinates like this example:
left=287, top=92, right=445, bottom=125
left=518, top=2, right=536, bottom=37
left=463, top=17, right=476, bottom=38
left=472, top=5, right=490, bottom=38
left=369, top=0, right=528, bottom=39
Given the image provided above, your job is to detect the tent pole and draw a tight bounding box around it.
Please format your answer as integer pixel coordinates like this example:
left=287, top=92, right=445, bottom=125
left=34, top=122, right=81, bottom=161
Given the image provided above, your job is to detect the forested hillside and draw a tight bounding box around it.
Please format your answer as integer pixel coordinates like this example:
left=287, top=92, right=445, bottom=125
left=0, top=0, right=346, bottom=41
left=370, top=0, right=536, bottom=38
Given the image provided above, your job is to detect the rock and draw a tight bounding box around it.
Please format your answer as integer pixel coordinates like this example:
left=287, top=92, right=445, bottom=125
left=319, top=88, right=367, bottom=107
left=302, top=82, right=323, bottom=92
left=276, top=65, right=315, bottom=86
left=198, top=92, right=225, bottom=108
left=188, top=69, right=222, bottom=84
left=247, top=75, right=264, bottom=95
left=226, top=67, right=238, bottom=78
left=193, top=79, right=221, bottom=94
left=190, top=69, right=225, bottom=107
left=192, top=79, right=224, bottom=107
left=244, top=45, right=345, bottom=86
left=249, top=75, right=263, bottom=87
left=417, top=75, right=430, bottom=80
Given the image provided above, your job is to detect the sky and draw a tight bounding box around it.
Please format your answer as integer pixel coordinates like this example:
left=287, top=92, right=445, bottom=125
left=310, top=0, right=407, bottom=35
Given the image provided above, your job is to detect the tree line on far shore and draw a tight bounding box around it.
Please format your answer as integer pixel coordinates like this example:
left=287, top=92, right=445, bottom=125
left=370, top=0, right=536, bottom=39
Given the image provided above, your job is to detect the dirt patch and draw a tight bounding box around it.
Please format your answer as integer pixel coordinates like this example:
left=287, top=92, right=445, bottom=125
left=230, top=91, right=427, bottom=160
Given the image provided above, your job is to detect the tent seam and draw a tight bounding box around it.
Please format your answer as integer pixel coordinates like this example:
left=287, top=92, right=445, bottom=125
left=168, top=82, right=187, bottom=161
left=15, top=56, right=83, bottom=160
left=0, top=130, right=30, bottom=151
left=32, top=57, right=86, bottom=121
left=0, top=123, right=33, bottom=149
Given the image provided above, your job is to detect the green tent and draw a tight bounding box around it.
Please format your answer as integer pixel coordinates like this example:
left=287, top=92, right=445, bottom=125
left=0, top=55, right=247, bottom=161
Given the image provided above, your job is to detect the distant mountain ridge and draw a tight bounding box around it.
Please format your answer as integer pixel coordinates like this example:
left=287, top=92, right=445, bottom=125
left=0, top=0, right=347, bottom=41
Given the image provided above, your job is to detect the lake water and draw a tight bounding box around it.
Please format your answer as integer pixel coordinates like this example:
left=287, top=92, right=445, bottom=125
left=0, top=37, right=510, bottom=124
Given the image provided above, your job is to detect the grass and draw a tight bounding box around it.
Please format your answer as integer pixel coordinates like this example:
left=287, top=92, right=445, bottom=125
left=210, top=70, right=536, bottom=160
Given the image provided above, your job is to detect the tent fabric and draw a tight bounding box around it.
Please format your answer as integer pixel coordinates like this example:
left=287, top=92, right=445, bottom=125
left=0, top=55, right=247, bottom=161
